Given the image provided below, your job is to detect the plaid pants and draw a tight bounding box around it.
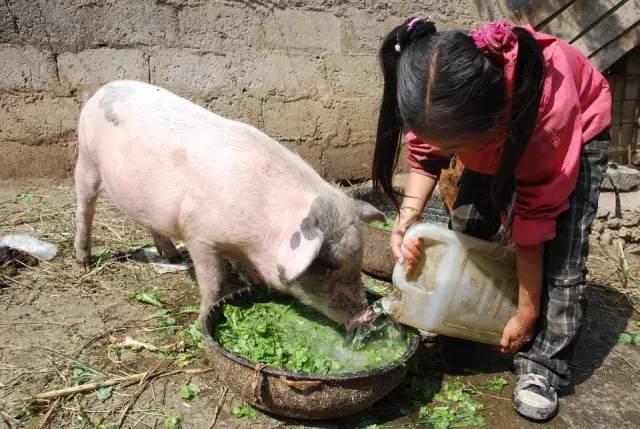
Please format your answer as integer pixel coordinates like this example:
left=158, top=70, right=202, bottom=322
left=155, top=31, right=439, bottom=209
left=449, top=134, right=609, bottom=389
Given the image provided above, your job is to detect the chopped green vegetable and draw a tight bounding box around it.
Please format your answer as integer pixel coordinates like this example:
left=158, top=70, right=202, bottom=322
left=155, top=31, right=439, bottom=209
left=178, top=305, right=200, bottom=314
left=368, top=218, right=395, bottom=231
left=17, top=193, right=35, bottom=202
left=129, top=290, right=163, bottom=307
left=634, top=335, right=640, bottom=347
left=216, top=298, right=413, bottom=374
left=178, top=383, right=201, bottom=400
left=232, top=405, right=258, bottom=418
left=96, top=386, right=113, bottom=402
left=619, top=332, right=633, bottom=344
left=479, top=376, right=508, bottom=392
left=164, top=415, right=183, bottom=429
left=417, top=382, right=486, bottom=428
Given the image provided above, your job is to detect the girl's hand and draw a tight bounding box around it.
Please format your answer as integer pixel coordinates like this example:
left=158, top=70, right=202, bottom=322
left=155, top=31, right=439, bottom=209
left=391, top=207, right=423, bottom=272
left=499, top=312, right=537, bottom=353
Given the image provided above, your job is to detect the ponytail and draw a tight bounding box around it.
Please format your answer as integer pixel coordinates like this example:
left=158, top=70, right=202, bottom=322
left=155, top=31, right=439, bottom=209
left=372, top=19, right=437, bottom=208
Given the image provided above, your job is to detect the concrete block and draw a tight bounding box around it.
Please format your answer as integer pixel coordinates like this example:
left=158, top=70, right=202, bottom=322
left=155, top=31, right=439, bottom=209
left=333, top=98, right=379, bottom=147
left=601, top=164, right=640, bottom=192
left=341, top=12, right=398, bottom=55
left=41, top=0, right=178, bottom=52
left=150, top=49, right=232, bottom=100
left=324, top=55, right=382, bottom=97
left=262, top=10, right=341, bottom=53
left=205, top=95, right=264, bottom=129
left=324, top=144, right=373, bottom=180
left=58, top=48, right=147, bottom=92
left=237, top=53, right=329, bottom=99
left=621, top=123, right=636, bottom=147
left=0, top=94, right=78, bottom=145
left=0, top=45, right=58, bottom=92
left=263, top=99, right=335, bottom=140
left=178, top=3, right=262, bottom=51
left=0, top=141, right=77, bottom=179
left=282, top=141, right=324, bottom=175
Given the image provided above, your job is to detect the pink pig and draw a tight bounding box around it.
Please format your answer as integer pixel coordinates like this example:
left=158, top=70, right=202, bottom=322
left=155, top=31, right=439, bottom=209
left=74, top=80, right=383, bottom=328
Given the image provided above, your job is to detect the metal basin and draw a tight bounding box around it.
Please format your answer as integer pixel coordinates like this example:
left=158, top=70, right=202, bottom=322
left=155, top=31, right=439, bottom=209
left=202, top=287, right=420, bottom=420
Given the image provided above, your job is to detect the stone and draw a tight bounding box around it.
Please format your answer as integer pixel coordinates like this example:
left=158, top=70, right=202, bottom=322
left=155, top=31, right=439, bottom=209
left=262, top=10, right=341, bottom=53
left=596, top=206, right=610, bottom=219
left=0, top=94, right=78, bottom=145
left=324, top=144, right=373, bottom=180
left=150, top=49, right=232, bottom=100
left=600, top=230, right=616, bottom=245
left=606, top=218, right=622, bottom=230
left=0, top=45, right=59, bottom=92
left=324, top=54, right=382, bottom=97
left=621, top=210, right=640, bottom=227
left=601, top=165, right=640, bottom=192
left=618, top=227, right=632, bottom=240
left=592, top=220, right=605, bottom=234
left=58, top=48, right=147, bottom=92
left=263, top=99, right=334, bottom=140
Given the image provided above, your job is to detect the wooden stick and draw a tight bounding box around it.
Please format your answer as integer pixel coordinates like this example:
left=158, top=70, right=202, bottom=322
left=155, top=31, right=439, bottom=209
left=31, top=368, right=213, bottom=401
left=208, top=386, right=229, bottom=429
left=38, top=398, right=60, bottom=429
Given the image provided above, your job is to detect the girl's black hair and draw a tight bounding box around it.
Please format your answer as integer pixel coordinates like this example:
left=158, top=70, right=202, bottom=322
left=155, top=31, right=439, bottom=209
left=372, top=21, right=545, bottom=218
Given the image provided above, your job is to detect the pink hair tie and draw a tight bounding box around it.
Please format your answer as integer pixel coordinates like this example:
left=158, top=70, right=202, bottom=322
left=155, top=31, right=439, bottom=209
left=471, top=21, right=519, bottom=125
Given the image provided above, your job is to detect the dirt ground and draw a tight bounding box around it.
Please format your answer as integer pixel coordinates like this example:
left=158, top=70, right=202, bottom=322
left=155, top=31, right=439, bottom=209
left=1, top=179, right=639, bottom=429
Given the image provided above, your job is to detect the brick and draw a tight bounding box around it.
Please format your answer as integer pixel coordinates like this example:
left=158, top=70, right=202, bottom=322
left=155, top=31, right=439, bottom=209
left=324, top=144, right=373, bottom=180
left=58, top=48, right=147, bottom=92
left=612, top=100, right=622, bottom=124
left=0, top=45, right=58, bottom=92
left=0, top=2, right=19, bottom=43
left=0, top=141, right=76, bottom=179
left=601, top=165, right=639, bottom=192
left=282, top=141, right=324, bottom=174
left=150, top=49, right=232, bottom=100
left=621, top=123, right=636, bottom=147
left=340, top=11, right=409, bottom=55
left=237, top=53, right=329, bottom=99
left=40, top=0, right=178, bottom=52
left=324, top=55, right=382, bottom=97
left=0, top=0, right=49, bottom=48
left=0, top=94, right=78, bottom=145
left=262, top=10, right=341, bottom=53
left=622, top=100, right=638, bottom=124
left=263, top=99, right=335, bottom=140
left=333, top=98, right=379, bottom=147
left=624, top=77, right=640, bottom=100
left=178, top=3, right=262, bottom=51
left=205, top=95, right=264, bottom=129
left=612, top=74, right=625, bottom=101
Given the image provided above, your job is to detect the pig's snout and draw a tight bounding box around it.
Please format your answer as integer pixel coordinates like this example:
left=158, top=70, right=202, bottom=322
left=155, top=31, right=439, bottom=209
left=345, top=307, right=375, bottom=331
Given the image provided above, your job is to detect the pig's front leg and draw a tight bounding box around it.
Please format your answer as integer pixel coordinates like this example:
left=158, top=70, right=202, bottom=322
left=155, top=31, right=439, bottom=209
left=186, top=240, right=223, bottom=321
left=151, top=232, right=180, bottom=263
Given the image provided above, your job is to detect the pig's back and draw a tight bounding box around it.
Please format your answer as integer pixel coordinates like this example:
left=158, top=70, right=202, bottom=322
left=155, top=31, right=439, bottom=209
left=79, top=80, right=329, bottom=240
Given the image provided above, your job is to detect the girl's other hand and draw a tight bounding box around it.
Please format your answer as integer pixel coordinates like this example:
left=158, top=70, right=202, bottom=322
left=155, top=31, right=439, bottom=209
left=499, top=313, right=537, bottom=353
left=391, top=207, right=423, bottom=272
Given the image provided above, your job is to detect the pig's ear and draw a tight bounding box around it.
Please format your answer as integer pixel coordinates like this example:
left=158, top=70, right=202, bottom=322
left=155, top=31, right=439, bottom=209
left=354, top=200, right=386, bottom=223
left=277, top=229, right=324, bottom=284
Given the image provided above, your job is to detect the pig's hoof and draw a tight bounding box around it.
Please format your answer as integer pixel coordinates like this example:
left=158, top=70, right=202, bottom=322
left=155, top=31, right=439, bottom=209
left=75, top=253, right=91, bottom=271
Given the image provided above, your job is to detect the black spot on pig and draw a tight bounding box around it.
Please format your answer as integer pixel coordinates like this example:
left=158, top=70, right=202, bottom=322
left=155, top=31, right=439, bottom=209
left=290, top=231, right=301, bottom=249
left=98, top=84, right=136, bottom=126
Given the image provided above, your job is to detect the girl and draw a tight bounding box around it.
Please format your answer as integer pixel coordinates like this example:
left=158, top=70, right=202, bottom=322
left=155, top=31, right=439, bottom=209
left=372, top=18, right=611, bottom=421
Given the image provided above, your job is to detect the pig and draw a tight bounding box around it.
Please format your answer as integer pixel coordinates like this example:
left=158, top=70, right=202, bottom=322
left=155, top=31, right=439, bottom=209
left=73, top=80, right=384, bottom=329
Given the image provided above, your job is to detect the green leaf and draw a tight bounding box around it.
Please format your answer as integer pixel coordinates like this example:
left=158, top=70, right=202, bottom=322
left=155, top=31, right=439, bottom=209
left=129, top=290, right=163, bottom=307
left=163, top=415, right=183, bottom=429
left=479, top=376, right=509, bottom=392
left=178, top=305, right=200, bottom=314
left=178, top=383, right=201, bottom=400
left=232, top=405, right=258, bottom=418
left=17, top=193, right=35, bottom=202
left=96, top=386, right=113, bottom=402
left=365, top=425, right=383, bottom=429
left=633, top=335, right=640, bottom=347
left=619, top=332, right=633, bottom=344
left=148, top=308, right=171, bottom=319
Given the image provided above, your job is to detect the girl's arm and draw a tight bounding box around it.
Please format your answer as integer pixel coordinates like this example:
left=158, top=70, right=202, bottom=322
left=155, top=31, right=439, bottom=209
left=500, top=243, right=544, bottom=352
left=391, top=171, right=437, bottom=265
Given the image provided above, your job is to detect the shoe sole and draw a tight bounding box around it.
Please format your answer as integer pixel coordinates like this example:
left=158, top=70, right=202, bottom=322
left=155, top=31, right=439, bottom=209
left=513, top=395, right=558, bottom=421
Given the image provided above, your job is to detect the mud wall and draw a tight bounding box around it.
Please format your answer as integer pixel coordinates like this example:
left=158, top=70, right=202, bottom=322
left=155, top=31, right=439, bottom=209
left=0, top=0, right=499, bottom=180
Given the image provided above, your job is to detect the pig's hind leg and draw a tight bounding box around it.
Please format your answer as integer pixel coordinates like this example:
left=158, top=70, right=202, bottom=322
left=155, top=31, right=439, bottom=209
left=151, top=232, right=180, bottom=263
left=74, top=155, right=101, bottom=269
left=186, top=240, right=224, bottom=320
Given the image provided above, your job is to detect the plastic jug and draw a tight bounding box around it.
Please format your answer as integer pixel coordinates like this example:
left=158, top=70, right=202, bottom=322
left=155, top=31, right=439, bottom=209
left=380, top=222, right=518, bottom=345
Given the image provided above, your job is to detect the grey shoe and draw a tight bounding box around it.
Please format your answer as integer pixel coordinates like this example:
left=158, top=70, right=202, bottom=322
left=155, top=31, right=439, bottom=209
left=513, top=373, right=558, bottom=421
